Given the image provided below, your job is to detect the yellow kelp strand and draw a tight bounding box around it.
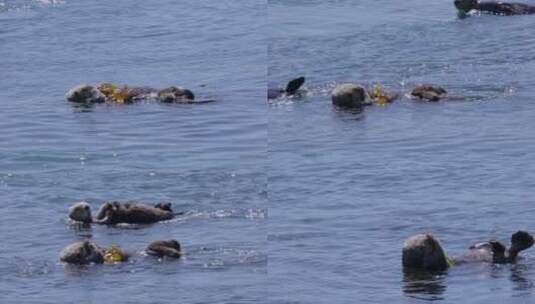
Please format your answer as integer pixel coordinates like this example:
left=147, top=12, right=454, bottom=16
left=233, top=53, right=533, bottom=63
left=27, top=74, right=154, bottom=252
left=369, top=85, right=393, bottom=106
left=103, top=245, right=127, bottom=264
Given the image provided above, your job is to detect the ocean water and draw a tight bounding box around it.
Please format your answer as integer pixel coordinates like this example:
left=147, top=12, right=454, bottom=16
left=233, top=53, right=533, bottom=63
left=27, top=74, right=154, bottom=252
left=0, top=0, right=266, bottom=303
left=4, top=0, right=535, bottom=303
left=269, top=0, right=535, bottom=303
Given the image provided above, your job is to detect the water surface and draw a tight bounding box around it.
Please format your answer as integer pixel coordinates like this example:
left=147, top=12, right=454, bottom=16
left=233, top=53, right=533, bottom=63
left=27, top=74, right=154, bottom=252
left=0, top=0, right=266, bottom=303
left=269, top=0, right=535, bottom=303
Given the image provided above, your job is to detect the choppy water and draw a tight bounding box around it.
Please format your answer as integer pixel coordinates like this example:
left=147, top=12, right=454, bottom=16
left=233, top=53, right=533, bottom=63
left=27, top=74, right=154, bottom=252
left=0, top=0, right=266, bottom=303
left=269, top=0, right=535, bottom=303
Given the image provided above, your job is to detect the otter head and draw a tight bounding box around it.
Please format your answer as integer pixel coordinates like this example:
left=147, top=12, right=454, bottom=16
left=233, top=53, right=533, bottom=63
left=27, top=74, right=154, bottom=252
left=454, top=0, right=477, bottom=13
left=331, top=84, right=367, bottom=109
left=66, top=84, right=106, bottom=103
left=182, top=89, right=195, bottom=100
left=509, top=231, right=534, bottom=260
left=68, top=202, right=92, bottom=224
left=158, top=87, right=195, bottom=103
left=147, top=239, right=182, bottom=258
left=168, top=239, right=181, bottom=252
left=60, top=240, right=104, bottom=265
left=402, top=234, right=449, bottom=272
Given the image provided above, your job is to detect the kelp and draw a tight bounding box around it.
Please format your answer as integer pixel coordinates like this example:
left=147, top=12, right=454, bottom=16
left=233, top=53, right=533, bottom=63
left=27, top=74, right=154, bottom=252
left=103, top=246, right=127, bottom=264
left=96, top=83, right=136, bottom=103
left=368, top=85, right=396, bottom=106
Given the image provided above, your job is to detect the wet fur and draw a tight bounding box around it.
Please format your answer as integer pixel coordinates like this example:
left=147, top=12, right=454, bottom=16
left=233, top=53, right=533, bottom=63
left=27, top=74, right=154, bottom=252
left=459, top=231, right=534, bottom=264
left=411, top=85, right=447, bottom=102
left=455, top=0, right=535, bottom=15
left=146, top=240, right=182, bottom=258
left=95, top=202, right=175, bottom=225
left=268, top=77, right=305, bottom=99
left=60, top=239, right=181, bottom=265
left=59, top=240, right=104, bottom=265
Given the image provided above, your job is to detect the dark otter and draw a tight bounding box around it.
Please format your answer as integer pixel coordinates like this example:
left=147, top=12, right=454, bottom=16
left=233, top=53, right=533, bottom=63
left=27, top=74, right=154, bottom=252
left=66, top=83, right=209, bottom=104
left=158, top=86, right=195, bottom=103
left=146, top=240, right=182, bottom=258
left=68, top=201, right=93, bottom=224
left=94, top=201, right=176, bottom=224
left=411, top=85, right=447, bottom=102
left=403, top=234, right=450, bottom=272
left=331, top=83, right=371, bottom=109
left=268, top=77, right=306, bottom=99
left=454, top=0, right=535, bottom=16
left=60, top=239, right=182, bottom=265
left=402, top=231, right=534, bottom=272
left=68, top=201, right=178, bottom=225
left=59, top=240, right=106, bottom=265
left=458, top=231, right=534, bottom=264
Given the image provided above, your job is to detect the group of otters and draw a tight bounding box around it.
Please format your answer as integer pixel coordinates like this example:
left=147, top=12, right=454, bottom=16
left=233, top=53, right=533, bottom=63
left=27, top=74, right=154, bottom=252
left=403, top=0, right=535, bottom=272
left=62, top=0, right=535, bottom=266
left=61, top=201, right=182, bottom=265
left=61, top=201, right=535, bottom=271
left=65, top=0, right=535, bottom=106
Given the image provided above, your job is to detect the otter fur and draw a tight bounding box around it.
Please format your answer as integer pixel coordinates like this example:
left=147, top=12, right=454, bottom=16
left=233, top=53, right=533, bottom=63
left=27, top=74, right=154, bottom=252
left=68, top=201, right=176, bottom=225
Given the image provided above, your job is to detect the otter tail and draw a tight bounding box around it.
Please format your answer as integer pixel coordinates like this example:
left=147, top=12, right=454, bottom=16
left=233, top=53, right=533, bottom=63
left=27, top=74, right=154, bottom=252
left=285, top=77, right=305, bottom=95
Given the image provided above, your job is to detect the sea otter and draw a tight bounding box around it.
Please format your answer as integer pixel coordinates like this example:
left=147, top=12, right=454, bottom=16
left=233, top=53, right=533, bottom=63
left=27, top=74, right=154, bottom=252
left=458, top=231, right=534, bottom=264
left=60, top=239, right=182, bottom=265
left=268, top=77, right=306, bottom=99
left=68, top=201, right=178, bottom=225
left=410, top=85, right=447, bottom=102
left=157, top=86, right=195, bottom=103
left=146, top=240, right=182, bottom=258
left=454, top=0, right=535, bottom=16
left=331, top=83, right=371, bottom=109
left=66, top=83, right=208, bottom=104
left=402, top=234, right=450, bottom=272
left=402, top=231, right=534, bottom=272
left=66, top=84, right=106, bottom=103
left=59, top=240, right=107, bottom=265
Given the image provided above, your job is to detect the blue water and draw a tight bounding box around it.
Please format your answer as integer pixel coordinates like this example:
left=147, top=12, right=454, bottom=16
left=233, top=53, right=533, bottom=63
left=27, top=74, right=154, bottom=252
left=4, top=0, right=535, bottom=303
left=0, top=0, right=266, bottom=303
left=269, top=0, right=535, bottom=303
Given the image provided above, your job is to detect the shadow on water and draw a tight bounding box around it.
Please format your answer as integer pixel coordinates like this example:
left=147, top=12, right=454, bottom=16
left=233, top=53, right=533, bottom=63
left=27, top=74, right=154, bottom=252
left=402, top=269, right=447, bottom=301
left=509, top=264, right=534, bottom=291
left=332, top=105, right=365, bottom=120
left=403, top=263, right=535, bottom=301
left=69, top=102, right=96, bottom=113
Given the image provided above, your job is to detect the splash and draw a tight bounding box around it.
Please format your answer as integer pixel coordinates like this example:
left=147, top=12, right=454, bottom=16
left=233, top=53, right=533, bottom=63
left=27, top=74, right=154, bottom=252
left=176, top=208, right=267, bottom=221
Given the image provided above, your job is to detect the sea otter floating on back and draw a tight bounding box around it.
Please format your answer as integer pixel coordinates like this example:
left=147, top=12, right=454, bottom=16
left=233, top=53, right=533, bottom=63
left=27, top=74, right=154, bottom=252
left=66, top=83, right=215, bottom=104
left=68, top=201, right=181, bottom=225
left=402, top=231, right=534, bottom=272
left=59, top=239, right=182, bottom=265
left=455, top=0, right=535, bottom=16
